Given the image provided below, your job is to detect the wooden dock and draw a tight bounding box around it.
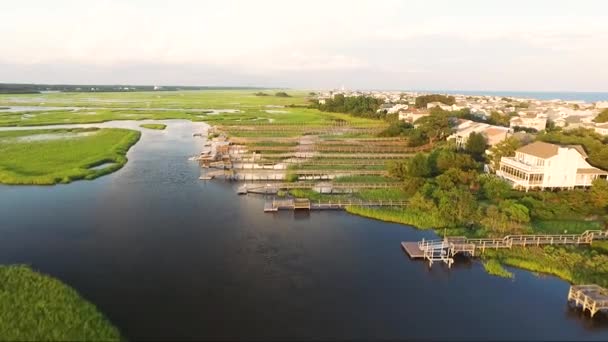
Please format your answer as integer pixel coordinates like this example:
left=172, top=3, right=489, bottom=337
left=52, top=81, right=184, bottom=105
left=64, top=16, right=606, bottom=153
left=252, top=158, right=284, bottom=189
left=401, top=242, right=424, bottom=258
left=402, top=230, right=608, bottom=268
left=264, top=198, right=408, bottom=212
left=568, top=285, right=608, bottom=318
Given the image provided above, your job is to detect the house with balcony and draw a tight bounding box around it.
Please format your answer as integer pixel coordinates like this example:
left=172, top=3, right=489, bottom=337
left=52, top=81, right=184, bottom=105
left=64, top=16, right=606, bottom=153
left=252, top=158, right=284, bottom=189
left=497, top=141, right=607, bottom=191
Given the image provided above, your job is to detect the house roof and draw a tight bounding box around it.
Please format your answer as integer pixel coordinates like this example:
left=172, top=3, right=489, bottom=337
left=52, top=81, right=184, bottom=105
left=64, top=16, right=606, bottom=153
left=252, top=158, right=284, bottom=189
left=517, top=141, right=589, bottom=159
left=577, top=168, right=608, bottom=175
left=517, top=141, right=559, bottom=159
left=567, top=145, right=588, bottom=158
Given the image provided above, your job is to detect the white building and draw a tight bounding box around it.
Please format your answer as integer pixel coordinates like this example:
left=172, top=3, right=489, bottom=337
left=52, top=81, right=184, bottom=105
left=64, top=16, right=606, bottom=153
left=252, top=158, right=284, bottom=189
left=448, top=119, right=511, bottom=148
left=398, top=110, right=429, bottom=123
left=510, top=113, right=548, bottom=132
left=595, top=123, right=608, bottom=136
left=387, top=104, right=409, bottom=114
left=497, top=141, right=607, bottom=191
left=426, top=102, right=460, bottom=111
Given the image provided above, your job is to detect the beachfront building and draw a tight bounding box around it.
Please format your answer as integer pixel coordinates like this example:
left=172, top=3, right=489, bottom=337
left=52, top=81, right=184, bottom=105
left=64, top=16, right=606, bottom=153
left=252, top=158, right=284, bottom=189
left=448, top=119, right=511, bottom=148
left=497, top=141, right=608, bottom=191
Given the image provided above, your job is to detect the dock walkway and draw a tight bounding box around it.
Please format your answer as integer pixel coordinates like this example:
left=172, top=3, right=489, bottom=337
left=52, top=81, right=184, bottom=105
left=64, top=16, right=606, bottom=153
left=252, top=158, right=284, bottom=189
left=402, top=230, right=608, bottom=268
left=264, top=198, right=408, bottom=212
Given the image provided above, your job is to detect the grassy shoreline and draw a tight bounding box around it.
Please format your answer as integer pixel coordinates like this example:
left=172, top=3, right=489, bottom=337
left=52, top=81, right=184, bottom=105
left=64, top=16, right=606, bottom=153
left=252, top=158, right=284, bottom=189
left=0, top=265, right=121, bottom=341
left=343, top=205, right=606, bottom=284
left=0, top=128, right=140, bottom=185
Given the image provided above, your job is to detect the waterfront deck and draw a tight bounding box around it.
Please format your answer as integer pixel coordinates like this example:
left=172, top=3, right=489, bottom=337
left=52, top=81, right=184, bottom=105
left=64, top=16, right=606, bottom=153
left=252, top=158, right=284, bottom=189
left=401, top=242, right=424, bottom=258
left=568, top=285, right=608, bottom=318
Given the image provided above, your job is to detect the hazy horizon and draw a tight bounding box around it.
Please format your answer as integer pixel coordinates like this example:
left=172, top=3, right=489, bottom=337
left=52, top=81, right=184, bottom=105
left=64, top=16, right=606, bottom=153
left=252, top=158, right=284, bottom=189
left=2, top=0, right=608, bottom=92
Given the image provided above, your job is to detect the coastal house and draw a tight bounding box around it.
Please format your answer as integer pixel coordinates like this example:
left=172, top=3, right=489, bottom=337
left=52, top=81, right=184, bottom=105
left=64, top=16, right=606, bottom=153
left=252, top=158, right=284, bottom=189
left=448, top=119, right=511, bottom=148
left=426, top=102, right=461, bottom=111
left=510, top=112, right=548, bottom=132
left=398, top=109, right=429, bottom=123
left=595, top=123, right=608, bottom=136
left=497, top=141, right=608, bottom=191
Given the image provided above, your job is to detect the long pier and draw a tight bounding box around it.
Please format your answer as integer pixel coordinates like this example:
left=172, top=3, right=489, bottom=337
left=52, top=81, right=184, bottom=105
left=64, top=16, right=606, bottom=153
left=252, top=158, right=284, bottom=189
left=568, top=285, right=608, bottom=317
left=264, top=198, right=408, bottom=212
left=402, top=230, right=608, bottom=268
left=239, top=182, right=396, bottom=194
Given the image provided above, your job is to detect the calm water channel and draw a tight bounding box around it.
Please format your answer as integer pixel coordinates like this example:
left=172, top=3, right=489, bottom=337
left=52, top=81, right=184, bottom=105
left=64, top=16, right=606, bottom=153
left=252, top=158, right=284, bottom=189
left=1, top=120, right=607, bottom=340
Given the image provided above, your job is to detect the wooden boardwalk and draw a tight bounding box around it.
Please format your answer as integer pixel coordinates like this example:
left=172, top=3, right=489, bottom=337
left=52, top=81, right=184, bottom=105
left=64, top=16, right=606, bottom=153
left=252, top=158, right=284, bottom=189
left=568, top=285, right=608, bottom=317
left=403, top=230, right=608, bottom=268
left=264, top=198, right=408, bottom=212
left=239, top=182, right=396, bottom=194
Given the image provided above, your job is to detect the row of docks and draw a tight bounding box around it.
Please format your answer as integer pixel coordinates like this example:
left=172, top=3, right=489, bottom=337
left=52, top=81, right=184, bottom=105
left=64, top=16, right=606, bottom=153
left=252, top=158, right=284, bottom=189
left=263, top=198, right=409, bottom=212
left=229, top=137, right=416, bottom=144
left=402, top=230, right=608, bottom=268
left=239, top=145, right=427, bottom=153
left=230, top=152, right=417, bottom=160
left=237, top=182, right=397, bottom=194
left=219, top=126, right=385, bottom=135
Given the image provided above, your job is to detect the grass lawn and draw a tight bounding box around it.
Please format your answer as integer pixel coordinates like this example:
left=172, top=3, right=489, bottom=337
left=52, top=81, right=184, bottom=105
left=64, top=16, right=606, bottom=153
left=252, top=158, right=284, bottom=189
left=0, top=265, right=120, bottom=341
left=139, top=123, right=167, bottom=130
left=0, top=128, right=140, bottom=185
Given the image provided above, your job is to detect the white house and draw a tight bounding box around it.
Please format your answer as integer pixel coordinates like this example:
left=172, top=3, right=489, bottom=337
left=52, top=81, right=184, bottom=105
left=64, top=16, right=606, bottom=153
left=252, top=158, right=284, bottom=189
left=427, top=102, right=460, bottom=111
left=448, top=119, right=511, bottom=148
left=387, top=104, right=409, bottom=114
left=398, top=109, right=429, bottom=123
left=595, top=123, right=608, bottom=136
left=497, top=141, right=607, bottom=191
left=510, top=113, right=548, bottom=131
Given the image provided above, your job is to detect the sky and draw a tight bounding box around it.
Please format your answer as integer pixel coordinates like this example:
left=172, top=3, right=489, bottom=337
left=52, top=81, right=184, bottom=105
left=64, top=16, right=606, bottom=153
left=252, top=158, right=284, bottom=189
left=1, top=0, right=608, bottom=91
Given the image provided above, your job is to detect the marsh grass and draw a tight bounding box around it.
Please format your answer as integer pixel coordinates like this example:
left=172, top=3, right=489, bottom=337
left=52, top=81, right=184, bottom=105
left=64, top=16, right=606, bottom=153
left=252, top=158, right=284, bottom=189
left=139, top=123, right=167, bottom=130
left=483, top=245, right=608, bottom=286
left=0, top=265, right=120, bottom=341
left=482, top=259, right=514, bottom=278
left=0, top=128, right=140, bottom=185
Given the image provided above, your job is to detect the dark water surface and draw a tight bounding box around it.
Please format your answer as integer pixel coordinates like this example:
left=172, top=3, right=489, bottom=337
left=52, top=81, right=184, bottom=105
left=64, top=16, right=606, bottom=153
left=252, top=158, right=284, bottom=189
left=1, top=121, right=607, bottom=340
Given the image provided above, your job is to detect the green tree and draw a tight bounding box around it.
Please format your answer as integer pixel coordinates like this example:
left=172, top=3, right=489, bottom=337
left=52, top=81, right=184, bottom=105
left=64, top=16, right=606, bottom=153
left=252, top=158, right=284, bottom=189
left=488, top=136, right=522, bottom=171
left=387, top=160, right=408, bottom=180
left=407, top=153, right=431, bottom=178
left=590, top=178, right=608, bottom=209
left=435, top=188, right=477, bottom=226
left=416, top=115, right=452, bottom=144
left=480, top=175, right=512, bottom=202
left=593, top=109, right=608, bottom=123
left=465, top=131, right=488, bottom=160
left=415, top=94, right=456, bottom=108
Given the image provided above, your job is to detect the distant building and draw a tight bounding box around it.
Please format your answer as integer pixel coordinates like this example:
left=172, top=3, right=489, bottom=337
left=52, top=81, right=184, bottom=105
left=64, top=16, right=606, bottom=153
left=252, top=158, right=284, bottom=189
left=398, top=109, right=429, bottom=124
left=595, top=123, right=608, bottom=136
left=497, top=141, right=608, bottom=191
left=510, top=113, right=548, bottom=132
left=448, top=119, right=511, bottom=148
left=427, top=102, right=460, bottom=111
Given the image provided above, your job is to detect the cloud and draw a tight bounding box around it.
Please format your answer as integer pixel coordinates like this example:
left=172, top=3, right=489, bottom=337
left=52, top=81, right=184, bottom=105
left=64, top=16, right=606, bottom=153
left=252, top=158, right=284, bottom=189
left=1, top=0, right=607, bottom=90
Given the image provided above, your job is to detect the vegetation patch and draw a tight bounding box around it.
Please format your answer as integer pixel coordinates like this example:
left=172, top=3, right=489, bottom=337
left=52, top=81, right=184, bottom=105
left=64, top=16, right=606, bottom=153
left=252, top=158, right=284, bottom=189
left=0, top=265, right=120, bottom=341
left=482, top=259, right=514, bottom=278
left=484, top=246, right=608, bottom=286
left=139, top=123, right=167, bottom=130
left=0, top=128, right=140, bottom=185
